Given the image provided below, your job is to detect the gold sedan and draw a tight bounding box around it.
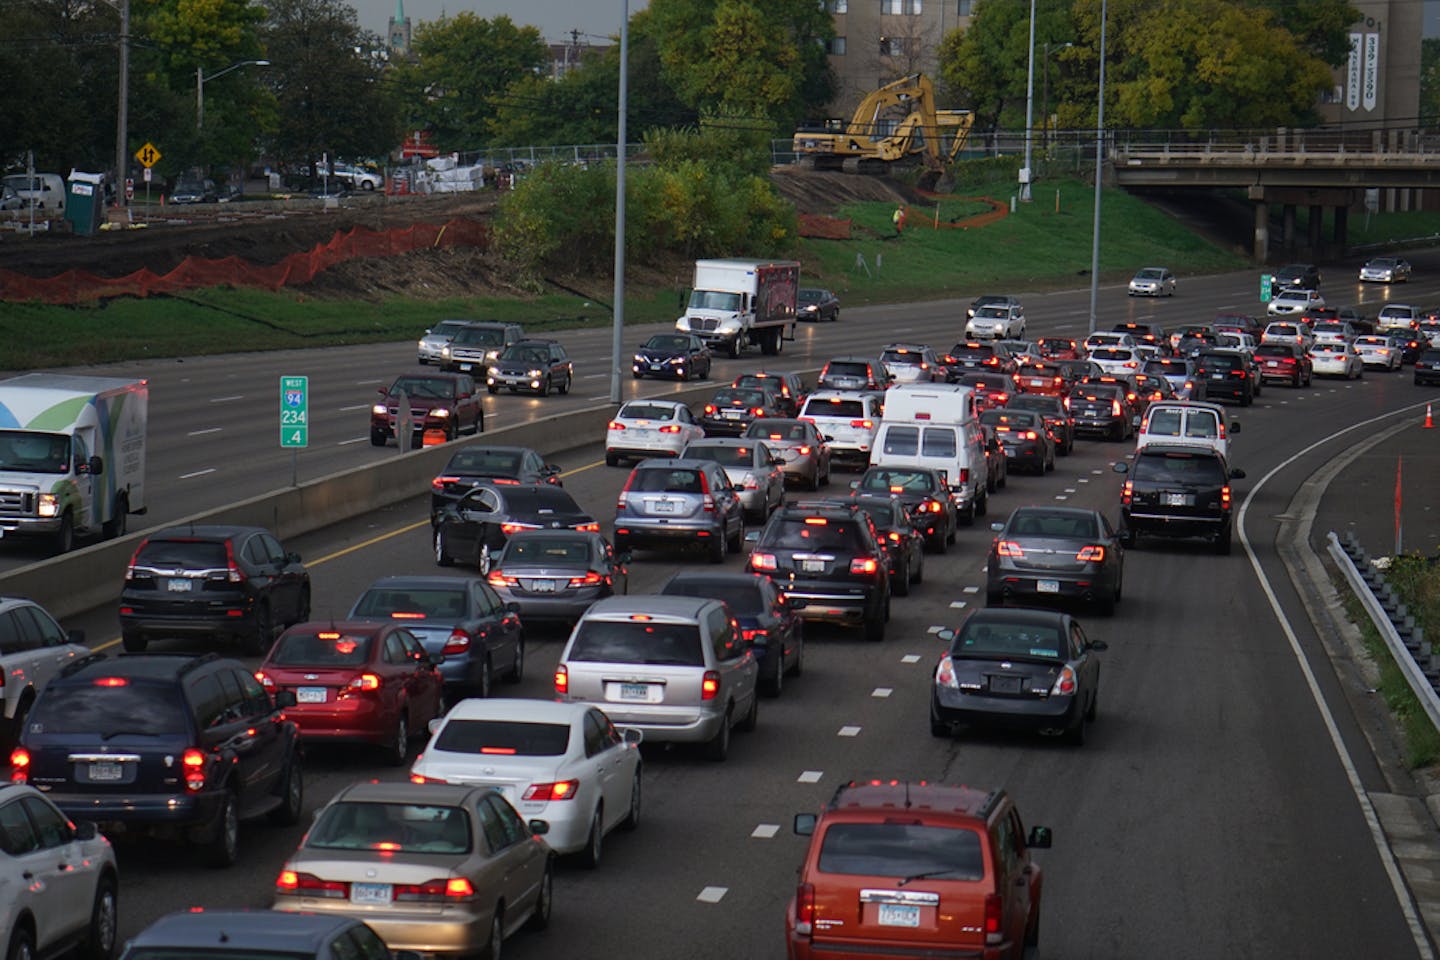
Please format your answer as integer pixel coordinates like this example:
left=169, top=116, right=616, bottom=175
left=273, top=781, right=553, bottom=958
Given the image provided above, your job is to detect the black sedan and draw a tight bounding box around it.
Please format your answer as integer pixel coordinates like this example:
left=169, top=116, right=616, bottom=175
left=930, top=607, right=1107, bottom=745
left=797, top=287, right=840, bottom=322
left=848, top=494, right=925, bottom=596
left=700, top=386, right=786, bottom=437
left=986, top=507, right=1124, bottom=615
left=486, top=530, right=628, bottom=629
left=1005, top=394, right=1075, bottom=455
left=433, top=483, right=599, bottom=574
left=660, top=570, right=804, bottom=697
left=430, top=446, right=563, bottom=522
left=851, top=466, right=958, bottom=553
left=347, top=574, right=525, bottom=697
left=980, top=408, right=1056, bottom=474
left=632, top=333, right=713, bottom=381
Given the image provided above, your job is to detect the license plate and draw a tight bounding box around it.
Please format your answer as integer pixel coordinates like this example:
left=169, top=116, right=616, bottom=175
left=1211, top=373, right=1226, bottom=379
left=350, top=883, right=393, bottom=905
left=88, top=762, right=123, bottom=781
left=877, top=904, right=920, bottom=928
left=459, top=363, right=473, bottom=371
left=297, top=687, right=327, bottom=703
left=1265, top=361, right=1279, bottom=367
left=801, top=559, right=825, bottom=572
left=619, top=683, right=652, bottom=701
left=167, top=578, right=192, bottom=592
left=1163, top=493, right=1192, bottom=506
left=531, top=579, right=556, bottom=593
left=653, top=501, right=675, bottom=513
left=1028, top=379, right=1045, bottom=387
left=650, top=364, right=663, bottom=370
left=989, top=675, right=1022, bottom=694
left=723, top=410, right=742, bottom=419
left=631, top=429, right=652, bottom=440
left=1037, top=580, right=1060, bottom=594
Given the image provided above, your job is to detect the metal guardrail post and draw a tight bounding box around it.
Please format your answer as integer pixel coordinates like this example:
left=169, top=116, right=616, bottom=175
left=1328, top=531, right=1440, bottom=731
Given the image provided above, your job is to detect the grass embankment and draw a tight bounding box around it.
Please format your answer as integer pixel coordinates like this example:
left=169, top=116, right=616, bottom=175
left=3, top=175, right=1435, bottom=370
left=1342, top=556, right=1440, bottom=768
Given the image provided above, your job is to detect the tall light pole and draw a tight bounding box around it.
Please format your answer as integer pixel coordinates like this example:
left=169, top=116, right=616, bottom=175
left=115, top=0, right=129, bottom=207
left=609, top=0, right=629, bottom=405
left=196, top=59, right=270, bottom=130
left=1041, top=41, right=1073, bottom=151
left=1020, top=0, right=1037, bottom=202
left=1087, top=0, right=1108, bottom=333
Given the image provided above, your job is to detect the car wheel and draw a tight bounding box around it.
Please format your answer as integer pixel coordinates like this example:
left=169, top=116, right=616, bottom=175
left=103, top=495, right=128, bottom=539
left=244, top=602, right=273, bottom=658
left=385, top=710, right=409, bottom=767
left=765, top=654, right=784, bottom=696
left=483, top=910, right=503, bottom=960
left=205, top=791, right=240, bottom=868
left=560, top=373, right=572, bottom=395
left=709, top=527, right=727, bottom=564
left=1216, top=525, right=1233, bottom=555
left=705, top=711, right=731, bottom=761
left=893, top=559, right=911, bottom=596
left=268, top=756, right=304, bottom=826
left=605, top=451, right=622, bottom=467
left=506, top=639, right=525, bottom=683
left=1119, top=528, right=1135, bottom=549
left=477, top=657, right=493, bottom=698
left=526, top=860, right=554, bottom=930
left=739, top=691, right=759, bottom=731
left=864, top=610, right=886, bottom=643
left=121, top=632, right=147, bottom=653
left=1094, top=590, right=1116, bottom=617
left=296, top=585, right=312, bottom=625
left=7, top=926, right=33, bottom=960
left=1291, top=372, right=1301, bottom=388
left=788, top=632, right=805, bottom=676
left=370, top=430, right=387, bottom=446
left=619, top=767, right=643, bottom=831
left=1085, top=689, right=1099, bottom=723
left=487, top=385, right=498, bottom=395
left=434, top=528, right=454, bottom=567
left=929, top=699, right=951, bottom=738
left=580, top=806, right=603, bottom=869
left=78, top=873, right=118, bottom=960
left=911, top=551, right=924, bottom=584
left=52, top=511, right=74, bottom=554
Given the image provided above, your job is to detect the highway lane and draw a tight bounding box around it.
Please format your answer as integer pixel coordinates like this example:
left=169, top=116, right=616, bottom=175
left=4, top=252, right=1440, bottom=574
left=63, top=361, right=1439, bottom=958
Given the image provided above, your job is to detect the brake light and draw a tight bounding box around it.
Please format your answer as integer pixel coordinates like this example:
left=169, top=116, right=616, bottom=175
left=1221, top=485, right=1232, bottom=510
left=701, top=670, right=720, bottom=700
left=276, top=871, right=347, bottom=897
left=751, top=553, right=778, bottom=571
left=392, top=879, right=475, bottom=902
left=9, top=748, right=29, bottom=783
left=442, top=629, right=472, bottom=655
left=996, top=541, right=1024, bottom=557
left=1050, top=665, right=1078, bottom=696
left=255, top=671, right=273, bottom=687
left=849, top=557, right=879, bottom=574
left=124, top=539, right=148, bottom=579
left=500, top=522, right=530, bottom=535
left=93, top=677, right=128, bottom=687
left=935, top=654, right=958, bottom=688
left=957, top=469, right=969, bottom=484
left=554, top=664, right=568, bottom=696
left=659, top=424, right=682, bottom=433
left=445, top=878, right=475, bottom=898
left=349, top=673, right=381, bottom=691
left=1111, top=400, right=1122, bottom=416
left=795, top=882, right=816, bottom=933
left=698, top=469, right=716, bottom=513
left=410, top=773, right=446, bottom=784
left=523, top=780, right=579, bottom=801
left=741, top=628, right=768, bottom=642
left=1076, top=545, right=1106, bottom=562
left=753, top=407, right=766, bottom=416
left=850, top=419, right=873, bottom=429
left=703, top=405, right=717, bottom=415
left=488, top=573, right=519, bottom=586
left=797, top=445, right=811, bottom=455
left=223, top=539, right=243, bottom=583
left=1121, top=480, right=1133, bottom=505
left=922, top=499, right=943, bottom=513
left=888, top=531, right=902, bottom=542
left=182, top=747, right=206, bottom=792
left=607, top=421, right=625, bottom=430
left=575, top=522, right=601, bottom=533
left=431, top=475, right=459, bottom=492
left=985, top=893, right=1003, bottom=944
left=1021, top=430, right=1038, bottom=440
left=568, top=571, right=604, bottom=587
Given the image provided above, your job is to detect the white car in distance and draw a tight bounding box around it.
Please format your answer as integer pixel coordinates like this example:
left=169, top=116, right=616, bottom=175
left=605, top=400, right=704, bottom=467
left=964, top=305, right=1025, bottom=340
left=1308, top=341, right=1364, bottom=379
left=1353, top=335, right=1403, bottom=371
left=1266, top=287, right=1325, bottom=316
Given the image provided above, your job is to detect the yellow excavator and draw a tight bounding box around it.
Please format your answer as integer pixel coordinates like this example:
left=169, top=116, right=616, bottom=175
left=792, top=74, right=974, bottom=181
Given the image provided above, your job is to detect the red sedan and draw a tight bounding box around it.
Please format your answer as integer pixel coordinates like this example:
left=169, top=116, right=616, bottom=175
left=256, top=621, right=446, bottom=767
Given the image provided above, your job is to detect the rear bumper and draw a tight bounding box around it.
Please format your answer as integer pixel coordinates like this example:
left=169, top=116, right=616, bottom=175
left=789, top=928, right=1008, bottom=960
left=782, top=582, right=882, bottom=623
left=50, top=789, right=222, bottom=827
left=990, top=569, right=1110, bottom=603
left=568, top=700, right=725, bottom=744
left=1123, top=509, right=1227, bottom=539
left=933, top=687, right=1081, bottom=730
left=119, top=608, right=254, bottom=640
left=273, top=900, right=487, bottom=955
left=492, top=587, right=609, bottom=624
left=614, top=522, right=723, bottom=547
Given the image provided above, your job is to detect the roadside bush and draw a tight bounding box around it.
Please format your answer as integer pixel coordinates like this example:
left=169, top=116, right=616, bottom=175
left=493, top=163, right=614, bottom=286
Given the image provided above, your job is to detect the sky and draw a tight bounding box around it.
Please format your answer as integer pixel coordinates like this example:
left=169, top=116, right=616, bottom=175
left=364, top=0, right=649, bottom=45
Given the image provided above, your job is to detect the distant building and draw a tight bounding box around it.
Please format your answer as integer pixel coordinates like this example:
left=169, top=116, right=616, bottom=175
left=387, top=0, right=411, bottom=57
left=819, top=0, right=974, bottom=118
left=1317, top=0, right=1421, bottom=127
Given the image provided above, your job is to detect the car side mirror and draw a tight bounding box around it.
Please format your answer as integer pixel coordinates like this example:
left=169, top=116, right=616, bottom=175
left=505, top=601, right=522, bottom=613
left=622, top=726, right=644, bottom=746
left=1088, top=639, right=1109, bottom=652
left=1027, top=825, right=1053, bottom=849
left=771, top=457, right=785, bottom=466
left=744, top=530, right=760, bottom=545
left=1112, top=462, right=1129, bottom=474
left=849, top=480, right=859, bottom=490
left=1230, top=468, right=1247, bottom=479
left=618, top=553, right=632, bottom=566
left=378, top=388, right=388, bottom=396
left=528, top=819, right=550, bottom=836
left=87, top=456, right=104, bottom=476
left=936, top=628, right=956, bottom=642
left=429, top=653, right=446, bottom=666
left=429, top=717, right=445, bottom=735
left=75, top=821, right=99, bottom=841
left=990, top=522, right=1004, bottom=533
left=822, top=435, right=834, bottom=443
left=544, top=464, right=562, bottom=475
left=1230, top=421, right=1241, bottom=433
left=274, top=690, right=298, bottom=709
left=287, top=551, right=302, bottom=564
left=794, top=813, right=817, bottom=836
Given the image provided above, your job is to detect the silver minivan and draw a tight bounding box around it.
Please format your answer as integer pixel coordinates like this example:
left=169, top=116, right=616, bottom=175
left=554, top=596, right=759, bottom=761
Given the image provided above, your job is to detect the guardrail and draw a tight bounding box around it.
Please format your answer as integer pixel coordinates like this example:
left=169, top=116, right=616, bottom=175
left=0, top=370, right=820, bottom=622
left=1328, top=531, right=1440, bottom=732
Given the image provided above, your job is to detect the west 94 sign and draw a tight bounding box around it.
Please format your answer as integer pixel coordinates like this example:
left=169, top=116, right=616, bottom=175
left=280, top=375, right=308, bottom=448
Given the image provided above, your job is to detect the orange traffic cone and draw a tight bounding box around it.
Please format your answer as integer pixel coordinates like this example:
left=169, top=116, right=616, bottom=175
left=1426, top=404, right=1435, bottom=429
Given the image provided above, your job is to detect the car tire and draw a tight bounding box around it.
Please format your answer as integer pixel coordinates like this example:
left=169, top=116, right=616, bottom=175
left=705, top=712, right=731, bottom=761
left=205, top=791, right=240, bottom=868
left=1064, top=715, right=1087, bottom=746
left=385, top=710, right=409, bottom=767
left=864, top=610, right=886, bottom=643
left=526, top=861, right=554, bottom=931
left=80, top=874, right=117, bottom=960
left=560, top=373, right=572, bottom=395
left=370, top=430, right=386, bottom=446
left=1085, top=689, right=1099, bottom=723
left=912, top=552, right=924, bottom=584
left=1216, top=525, right=1233, bottom=555
left=738, top=692, right=758, bottom=731
left=434, top=528, right=455, bottom=566
left=580, top=807, right=603, bottom=869
left=986, top=588, right=1003, bottom=607
left=52, top=511, right=74, bottom=555
left=296, top=585, right=312, bottom=625
left=605, top=451, right=621, bottom=467
left=7, top=926, right=33, bottom=960
left=244, top=602, right=273, bottom=658
left=788, top=633, right=805, bottom=676
left=487, top=385, right=498, bottom=395
left=975, top=489, right=988, bottom=517
left=929, top=699, right=951, bottom=738
left=268, top=755, right=304, bottom=826
left=894, top=559, right=911, bottom=596
left=709, top=528, right=727, bottom=564
left=477, top=657, right=493, bottom=699
left=1094, top=591, right=1116, bottom=617
left=539, top=376, right=551, bottom=397
left=103, top=495, right=128, bottom=539
left=1119, top=528, right=1135, bottom=549
left=621, top=770, right=642, bottom=831
left=506, top=640, right=525, bottom=683
left=483, top=910, right=503, bottom=960
left=121, top=632, right=147, bottom=653
left=764, top=654, right=785, bottom=696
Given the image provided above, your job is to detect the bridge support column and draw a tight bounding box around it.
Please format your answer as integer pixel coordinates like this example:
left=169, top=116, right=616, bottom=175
left=1308, top=205, right=1323, bottom=255
left=1282, top=205, right=1296, bottom=252
left=1253, top=200, right=1269, bottom=262
left=1334, top=205, right=1348, bottom=253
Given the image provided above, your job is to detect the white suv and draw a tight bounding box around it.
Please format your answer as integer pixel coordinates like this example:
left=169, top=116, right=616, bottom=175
left=798, top=391, right=884, bottom=468
left=0, top=783, right=118, bottom=960
left=0, top=599, right=88, bottom=746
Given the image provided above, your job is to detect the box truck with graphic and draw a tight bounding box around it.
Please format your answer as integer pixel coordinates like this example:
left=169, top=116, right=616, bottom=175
left=675, top=258, right=799, bottom=358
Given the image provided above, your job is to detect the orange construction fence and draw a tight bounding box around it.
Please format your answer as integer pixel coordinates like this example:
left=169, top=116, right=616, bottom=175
left=0, top=217, right=489, bottom=305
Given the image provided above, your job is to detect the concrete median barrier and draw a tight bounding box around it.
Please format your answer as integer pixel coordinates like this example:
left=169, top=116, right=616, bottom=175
left=1, top=371, right=820, bottom=620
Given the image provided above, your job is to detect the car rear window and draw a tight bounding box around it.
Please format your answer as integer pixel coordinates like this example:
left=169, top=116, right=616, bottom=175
left=447, top=449, right=522, bottom=474
left=952, top=621, right=1064, bottom=659
left=31, top=679, right=188, bottom=735
left=1090, top=348, right=1133, bottom=360
left=642, top=335, right=690, bottom=351
left=763, top=517, right=863, bottom=551
left=505, top=487, right=582, bottom=513
left=879, top=426, right=956, bottom=458
left=1134, top=451, right=1225, bottom=484
left=352, top=587, right=467, bottom=619
left=434, top=719, right=570, bottom=756
left=1144, top=359, right=1190, bottom=375
left=569, top=619, right=704, bottom=665
left=501, top=537, right=591, bottom=564
left=818, top=823, right=984, bottom=881
left=950, top=344, right=996, bottom=359
left=881, top=349, right=924, bottom=365
left=618, top=403, right=678, bottom=421
left=661, top=580, right=764, bottom=615
left=629, top=467, right=706, bottom=494
left=745, top=421, right=808, bottom=441
left=1009, top=511, right=1098, bottom=538
left=802, top=398, right=864, bottom=419
left=307, top=802, right=471, bottom=854
left=734, top=376, right=787, bottom=394
left=686, top=444, right=757, bottom=468
left=960, top=374, right=1010, bottom=390
left=1006, top=396, right=1058, bottom=414
left=851, top=499, right=898, bottom=527
left=1255, top=345, right=1295, bottom=358
left=1196, top=355, right=1242, bottom=373
left=1421, top=351, right=1440, bottom=363
left=135, top=539, right=227, bottom=569
left=270, top=632, right=374, bottom=666
left=858, top=469, right=939, bottom=495
left=714, top=389, right=765, bottom=406
left=824, top=361, right=871, bottom=378
left=980, top=410, right=1041, bottom=429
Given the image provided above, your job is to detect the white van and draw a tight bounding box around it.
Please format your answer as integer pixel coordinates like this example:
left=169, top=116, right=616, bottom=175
left=0, top=173, right=66, bottom=214
left=1135, top=400, right=1239, bottom=459
left=870, top=384, right=988, bottom=522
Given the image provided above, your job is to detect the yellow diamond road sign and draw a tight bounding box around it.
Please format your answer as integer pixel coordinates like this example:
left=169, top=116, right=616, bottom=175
left=134, top=143, right=162, bottom=168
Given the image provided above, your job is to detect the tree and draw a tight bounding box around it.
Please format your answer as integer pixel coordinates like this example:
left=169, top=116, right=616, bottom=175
left=393, top=14, right=548, bottom=150
left=938, top=0, right=1068, bottom=131
left=1423, top=38, right=1440, bottom=124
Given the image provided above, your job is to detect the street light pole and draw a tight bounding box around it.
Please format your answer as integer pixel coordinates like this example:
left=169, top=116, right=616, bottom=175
left=1087, top=0, right=1109, bottom=334
left=1020, top=0, right=1037, bottom=202
left=115, top=0, right=129, bottom=207
left=609, top=0, right=629, bottom=405
left=196, top=59, right=270, bottom=131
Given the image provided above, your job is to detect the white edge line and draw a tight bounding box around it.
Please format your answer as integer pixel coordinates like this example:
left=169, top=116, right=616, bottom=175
left=1238, top=398, right=1434, bottom=960
left=186, top=428, right=222, bottom=437
left=178, top=468, right=216, bottom=480
left=338, top=437, right=369, bottom=446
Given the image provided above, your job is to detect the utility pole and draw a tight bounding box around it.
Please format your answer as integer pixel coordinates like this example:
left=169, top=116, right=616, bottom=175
left=115, top=0, right=130, bottom=207
left=609, top=1, right=629, bottom=405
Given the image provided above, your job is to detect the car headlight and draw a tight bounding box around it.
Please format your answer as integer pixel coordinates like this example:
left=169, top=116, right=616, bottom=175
left=668, top=357, right=684, bottom=364
left=527, top=369, right=543, bottom=377
left=486, top=349, right=501, bottom=360
left=718, top=320, right=741, bottom=333
left=372, top=403, right=388, bottom=415
left=488, top=366, right=500, bottom=376
left=634, top=354, right=645, bottom=363
left=37, top=494, right=58, bottom=518
left=418, top=339, right=426, bottom=349
left=441, top=346, right=451, bottom=357
left=431, top=408, right=450, bottom=417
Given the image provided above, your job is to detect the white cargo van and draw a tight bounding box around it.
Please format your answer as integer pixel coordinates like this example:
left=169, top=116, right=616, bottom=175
left=870, top=384, right=988, bottom=522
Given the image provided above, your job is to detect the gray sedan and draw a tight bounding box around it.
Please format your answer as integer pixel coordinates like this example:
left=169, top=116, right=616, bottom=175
left=741, top=418, right=831, bottom=490
left=486, top=530, right=629, bottom=628
left=986, top=506, right=1124, bottom=615
left=681, top=438, right=786, bottom=522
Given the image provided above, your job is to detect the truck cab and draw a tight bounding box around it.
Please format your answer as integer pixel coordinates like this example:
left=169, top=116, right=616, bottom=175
left=675, top=258, right=799, bottom=358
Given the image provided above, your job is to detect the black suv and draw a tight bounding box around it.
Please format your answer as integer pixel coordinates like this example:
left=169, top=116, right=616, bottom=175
left=660, top=571, right=804, bottom=697
left=745, top=502, right=890, bottom=642
left=429, top=445, right=563, bottom=522
left=13, top=652, right=302, bottom=867
left=120, top=526, right=312, bottom=655
left=1068, top=382, right=1133, bottom=441
left=486, top=339, right=573, bottom=396
left=1415, top=348, right=1440, bottom=386
left=1272, top=263, right=1321, bottom=290
left=1194, top=349, right=1256, bottom=406
left=1115, top=444, right=1246, bottom=554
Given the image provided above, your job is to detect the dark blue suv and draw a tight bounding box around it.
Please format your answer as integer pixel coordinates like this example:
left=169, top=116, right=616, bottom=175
left=12, top=652, right=302, bottom=867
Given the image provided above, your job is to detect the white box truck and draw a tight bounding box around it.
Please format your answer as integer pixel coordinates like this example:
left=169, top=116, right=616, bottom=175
left=675, top=258, right=800, bottom=358
left=0, top=374, right=147, bottom=552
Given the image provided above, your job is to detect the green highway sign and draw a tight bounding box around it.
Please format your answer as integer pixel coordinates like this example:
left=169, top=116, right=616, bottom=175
left=280, top=375, right=309, bottom=448
left=1260, top=274, right=1273, bottom=303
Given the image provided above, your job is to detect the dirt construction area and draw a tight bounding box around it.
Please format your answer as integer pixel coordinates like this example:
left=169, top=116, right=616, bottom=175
left=0, top=169, right=908, bottom=301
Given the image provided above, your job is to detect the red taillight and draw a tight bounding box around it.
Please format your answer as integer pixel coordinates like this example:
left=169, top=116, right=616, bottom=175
left=223, top=539, right=243, bottom=583
left=1221, top=485, right=1232, bottom=510
left=849, top=557, right=879, bottom=575
left=888, top=531, right=902, bottom=542
left=996, top=540, right=1024, bottom=557
left=701, top=670, right=720, bottom=700
left=1051, top=665, right=1078, bottom=696
left=349, top=673, right=381, bottom=692
left=9, top=748, right=29, bottom=783
left=741, top=628, right=767, bottom=642
left=1021, top=430, right=1037, bottom=440
left=554, top=664, right=569, bottom=696
left=753, top=407, right=766, bottom=416
left=704, top=405, right=717, bottom=415
left=500, top=522, right=530, bottom=535
left=276, top=871, right=346, bottom=897
left=957, top=469, right=969, bottom=484
left=923, top=499, right=943, bottom=513
left=431, top=475, right=459, bottom=492
left=442, top=629, right=471, bottom=655
left=182, top=747, right=206, bottom=792
left=255, top=671, right=273, bottom=688
left=568, top=571, right=603, bottom=587
left=574, top=522, right=601, bottom=533
left=93, top=677, right=128, bottom=687
left=523, top=780, right=579, bottom=801
left=608, top=420, right=625, bottom=430
left=1121, top=480, right=1133, bottom=505
left=488, top=573, right=518, bottom=586
left=1111, top=400, right=1122, bottom=416
left=659, top=424, right=682, bottom=434
left=797, top=445, right=811, bottom=455
left=984, top=893, right=1003, bottom=942
left=850, top=419, right=873, bottom=429
left=795, top=882, right=816, bottom=930
left=750, top=553, right=778, bottom=571
left=1076, top=545, right=1105, bottom=562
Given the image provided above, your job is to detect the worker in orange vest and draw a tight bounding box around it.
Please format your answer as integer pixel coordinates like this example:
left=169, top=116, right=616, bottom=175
left=892, top=203, right=907, bottom=236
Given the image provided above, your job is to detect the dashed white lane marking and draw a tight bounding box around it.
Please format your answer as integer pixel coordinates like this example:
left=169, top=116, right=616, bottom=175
left=798, top=770, right=824, bottom=783
left=339, top=403, right=370, bottom=412
left=949, top=601, right=967, bottom=609
left=582, top=373, right=608, bottom=379
left=1055, top=494, right=1069, bottom=501
left=901, top=654, right=922, bottom=664
left=187, top=427, right=221, bottom=436
left=179, top=468, right=216, bottom=479
left=583, top=395, right=611, bottom=402
left=963, top=586, right=979, bottom=594
left=872, top=688, right=893, bottom=698
left=751, top=824, right=780, bottom=839
left=1078, top=478, right=1089, bottom=483
left=338, top=437, right=369, bottom=446
left=1092, top=469, right=1104, bottom=474
left=838, top=726, right=861, bottom=737
left=355, top=379, right=385, bottom=384
left=1065, top=488, right=1077, bottom=493
left=697, top=887, right=728, bottom=903
left=927, top=625, right=944, bottom=634
left=209, top=395, right=243, bottom=403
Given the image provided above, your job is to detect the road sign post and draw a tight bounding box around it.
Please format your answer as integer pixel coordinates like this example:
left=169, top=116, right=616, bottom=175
left=280, top=375, right=308, bottom=486
left=1260, top=274, right=1273, bottom=303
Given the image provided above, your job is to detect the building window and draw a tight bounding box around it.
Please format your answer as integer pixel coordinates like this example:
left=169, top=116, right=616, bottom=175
left=829, top=0, right=848, bottom=11
left=958, top=0, right=974, bottom=14
left=880, top=36, right=912, bottom=57
left=881, top=0, right=921, bottom=12
left=827, top=36, right=847, bottom=55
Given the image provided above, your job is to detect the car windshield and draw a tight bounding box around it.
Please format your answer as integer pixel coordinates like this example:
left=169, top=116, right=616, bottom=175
left=125, top=952, right=314, bottom=960
left=454, top=327, right=505, bottom=346
left=1135, top=269, right=1165, bottom=279
left=499, top=345, right=550, bottom=363
left=618, top=403, right=678, bottom=421
left=269, top=632, right=374, bottom=666
left=389, top=377, right=455, bottom=400
left=1006, top=396, right=1058, bottom=413
left=307, top=802, right=471, bottom=854
left=662, top=580, right=764, bottom=614
left=688, top=290, right=742, bottom=311
left=568, top=619, right=705, bottom=665
left=642, top=335, right=690, bottom=351
left=29, top=679, right=188, bottom=735
left=501, top=537, right=591, bottom=565
left=974, top=306, right=1009, bottom=319
left=745, top=421, right=808, bottom=441
left=817, top=822, right=984, bottom=880
left=1369, top=259, right=1399, bottom=268
left=858, top=470, right=938, bottom=495
left=762, top=517, right=862, bottom=551
left=1134, top=451, right=1226, bottom=484
left=799, top=289, right=827, bottom=303
left=447, top=449, right=522, bottom=474
left=686, top=444, right=758, bottom=467
left=434, top=719, right=570, bottom=756
left=430, top=321, right=467, bottom=337
left=351, top=587, right=467, bottom=620
left=951, top=620, right=1064, bottom=659
left=0, top=431, right=70, bottom=475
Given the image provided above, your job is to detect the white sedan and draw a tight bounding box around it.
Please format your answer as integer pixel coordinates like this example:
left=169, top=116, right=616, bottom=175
left=411, top=698, right=643, bottom=866
left=605, top=399, right=704, bottom=467
left=1267, top=288, right=1326, bottom=316
left=1309, top=341, right=1364, bottom=379
left=1353, top=335, right=1404, bottom=371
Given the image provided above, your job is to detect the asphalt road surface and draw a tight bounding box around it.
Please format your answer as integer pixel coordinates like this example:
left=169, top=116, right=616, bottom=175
left=42, top=255, right=1440, bottom=958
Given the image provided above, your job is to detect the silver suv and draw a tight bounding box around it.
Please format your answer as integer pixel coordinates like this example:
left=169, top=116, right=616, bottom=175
left=0, top=598, right=87, bottom=747
left=440, top=322, right=525, bottom=373
left=555, top=596, right=759, bottom=761
left=0, top=783, right=118, bottom=960
left=612, top=459, right=745, bottom=563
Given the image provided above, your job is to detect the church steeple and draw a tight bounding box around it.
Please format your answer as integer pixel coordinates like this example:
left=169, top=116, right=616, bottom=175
left=387, top=0, right=411, bottom=56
